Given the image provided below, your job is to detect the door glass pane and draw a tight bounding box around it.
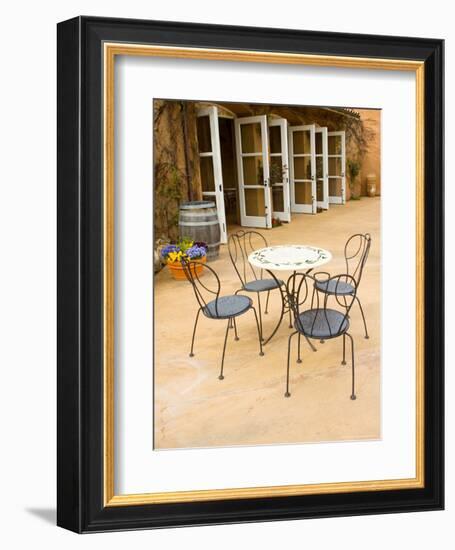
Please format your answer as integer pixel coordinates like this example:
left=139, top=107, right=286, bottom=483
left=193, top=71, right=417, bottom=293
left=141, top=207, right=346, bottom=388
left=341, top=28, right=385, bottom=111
left=241, top=123, right=262, bottom=153
left=200, top=156, right=215, bottom=192
left=243, top=156, right=264, bottom=185
left=197, top=116, right=212, bottom=153
left=294, top=156, right=311, bottom=180
left=293, top=131, right=311, bottom=154
left=329, top=177, right=342, bottom=196
left=270, top=156, right=283, bottom=185
left=329, top=157, right=342, bottom=176
left=328, top=135, right=342, bottom=154
left=315, top=132, right=323, bottom=154
left=245, top=188, right=265, bottom=216
left=272, top=186, right=284, bottom=212
left=317, top=180, right=324, bottom=201
left=316, top=156, right=323, bottom=179
left=294, top=181, right=313, bottom=205
left=269, top=125, right=282, bottom=154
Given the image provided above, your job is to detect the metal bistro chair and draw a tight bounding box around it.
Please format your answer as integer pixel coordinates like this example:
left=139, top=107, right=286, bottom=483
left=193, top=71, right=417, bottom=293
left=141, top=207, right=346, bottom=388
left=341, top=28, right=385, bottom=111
left=314, top=233, right=372, bottom=340
left=228, top=230, right=284, bottom=341
left=181, top=259, right=264, bottom=381
left=285, top=272, right=358, bottom=400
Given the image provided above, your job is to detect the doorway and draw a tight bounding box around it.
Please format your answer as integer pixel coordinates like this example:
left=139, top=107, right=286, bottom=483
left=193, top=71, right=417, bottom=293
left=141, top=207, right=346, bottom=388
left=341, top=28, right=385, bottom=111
left=234, top=115, right=272, bottom=228
left=328, top=131, right=346, bottom=204
left=196, top=106, right=228, bottom=243
left=288, top=124, right=316, bottom=214
left=218, top=116, right=239, bottom=226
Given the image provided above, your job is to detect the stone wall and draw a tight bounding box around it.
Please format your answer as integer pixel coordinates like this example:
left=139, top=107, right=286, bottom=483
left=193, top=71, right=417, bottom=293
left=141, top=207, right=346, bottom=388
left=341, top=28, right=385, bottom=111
left=153, top=100, right=202, bottom=241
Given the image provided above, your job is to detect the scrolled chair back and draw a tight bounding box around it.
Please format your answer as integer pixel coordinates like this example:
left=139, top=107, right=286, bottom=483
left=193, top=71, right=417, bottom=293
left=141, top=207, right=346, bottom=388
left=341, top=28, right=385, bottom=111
left=287, top=272, right=357, bottom=338
left=181, top=258, right=221, bottom=318
left=228, top=230, right=268, bottom=286
left=344, top=233, right=372, bottom=286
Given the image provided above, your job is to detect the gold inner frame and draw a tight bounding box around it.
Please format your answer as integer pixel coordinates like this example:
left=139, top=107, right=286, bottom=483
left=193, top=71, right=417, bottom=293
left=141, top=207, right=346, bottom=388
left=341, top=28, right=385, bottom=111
left=103, top=43, right=425, bottom=507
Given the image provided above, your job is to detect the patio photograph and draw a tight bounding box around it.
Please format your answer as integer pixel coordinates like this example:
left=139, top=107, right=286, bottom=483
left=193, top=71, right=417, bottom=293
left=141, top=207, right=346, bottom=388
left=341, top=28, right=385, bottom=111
left=153, top=99, right=381, bottom=450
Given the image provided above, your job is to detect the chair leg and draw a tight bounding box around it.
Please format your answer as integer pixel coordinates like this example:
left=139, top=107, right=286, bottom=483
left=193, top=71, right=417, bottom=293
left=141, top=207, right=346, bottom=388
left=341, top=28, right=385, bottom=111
left=342, top=295, right=348, bottom=311
left=251, top=307, right=264, bottom=356
left=265, top=290, right=270, bottom=314
left=346, top=332, right=356, bottom=400
left=285, top=331, right=298, bottom=397
left=189, top=308, right=201, bottom=357
left=305, top=335, right=317, bottom=352
left=257, top=292, right=264, bottom=341
left=311, top=286, right=316, bottom=309
left=342, top=333, right=346, bottom=365
left=218, top=319, right=231, bottom=380
left=297, top=333, right=302, bottom=363
left=356, top=295, right=369, bottom=339
left=262, top=286, right=286, bottom=346
left=233, top=317, right=239, bottom=341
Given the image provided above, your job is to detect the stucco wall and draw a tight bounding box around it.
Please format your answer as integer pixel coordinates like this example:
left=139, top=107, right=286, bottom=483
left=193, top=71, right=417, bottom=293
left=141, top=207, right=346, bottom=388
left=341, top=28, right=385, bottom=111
left=352, top=109, right=381, bottom=197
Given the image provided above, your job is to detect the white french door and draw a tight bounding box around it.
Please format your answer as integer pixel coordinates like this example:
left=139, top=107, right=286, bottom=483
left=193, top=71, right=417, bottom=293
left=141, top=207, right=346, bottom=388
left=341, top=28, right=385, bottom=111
left=327, top=130, right=346, bottom=205
left=288, top=124, right=316, bottom=214
left=268, top=118, right=291, bottom=222
left=196, top=106, right=228, bottom=243
left=315, top=127, right=329, bottom=210
left=234, top=115, right=272, bottom=228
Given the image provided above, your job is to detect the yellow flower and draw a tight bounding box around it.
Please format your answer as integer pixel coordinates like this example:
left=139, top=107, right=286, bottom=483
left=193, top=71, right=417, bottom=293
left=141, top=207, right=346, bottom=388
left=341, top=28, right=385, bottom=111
left=168, top=250, right=188, bottom=264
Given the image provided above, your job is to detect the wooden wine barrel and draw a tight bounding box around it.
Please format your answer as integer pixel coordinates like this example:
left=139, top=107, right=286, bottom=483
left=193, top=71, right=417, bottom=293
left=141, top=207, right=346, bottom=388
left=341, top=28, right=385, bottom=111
left=178, top=201, right=220, bottom=261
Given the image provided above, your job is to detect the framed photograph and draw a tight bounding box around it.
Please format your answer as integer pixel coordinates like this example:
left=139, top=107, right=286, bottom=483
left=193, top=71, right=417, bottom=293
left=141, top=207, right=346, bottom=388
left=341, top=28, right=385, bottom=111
left=57, top=16, right=444, bottom=533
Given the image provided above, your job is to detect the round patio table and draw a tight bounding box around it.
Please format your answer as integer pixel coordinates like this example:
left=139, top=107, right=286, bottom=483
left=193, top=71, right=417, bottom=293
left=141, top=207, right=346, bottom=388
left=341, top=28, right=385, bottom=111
left=248, top=245, right=332, bottom=344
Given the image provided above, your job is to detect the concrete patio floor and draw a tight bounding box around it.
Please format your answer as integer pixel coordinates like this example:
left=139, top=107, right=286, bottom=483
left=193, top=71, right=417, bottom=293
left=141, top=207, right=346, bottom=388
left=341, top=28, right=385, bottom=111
left=154, top=197, right=381, bottom=449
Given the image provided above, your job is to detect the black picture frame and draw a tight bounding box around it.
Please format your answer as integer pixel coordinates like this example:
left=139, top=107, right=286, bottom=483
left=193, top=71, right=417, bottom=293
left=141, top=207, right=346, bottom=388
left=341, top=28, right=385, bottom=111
left=57, top=16, right=444, bottom=533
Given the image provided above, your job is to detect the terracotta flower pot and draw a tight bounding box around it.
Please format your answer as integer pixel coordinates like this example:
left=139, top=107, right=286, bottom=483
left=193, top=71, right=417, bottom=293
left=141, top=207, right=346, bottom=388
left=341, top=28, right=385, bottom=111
left=166, top=256, right=206, bottom=280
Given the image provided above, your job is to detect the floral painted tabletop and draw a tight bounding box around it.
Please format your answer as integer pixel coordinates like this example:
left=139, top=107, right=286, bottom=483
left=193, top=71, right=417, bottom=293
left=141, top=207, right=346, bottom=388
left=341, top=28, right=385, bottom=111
left=248, top=245, right=332, bottom=271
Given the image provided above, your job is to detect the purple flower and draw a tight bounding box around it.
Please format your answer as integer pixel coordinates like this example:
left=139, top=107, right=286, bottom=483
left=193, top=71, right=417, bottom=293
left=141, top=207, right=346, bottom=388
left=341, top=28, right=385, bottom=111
left=186, top=245, right=206, bottom=259
left=161, top=244, right=178, bottom=258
